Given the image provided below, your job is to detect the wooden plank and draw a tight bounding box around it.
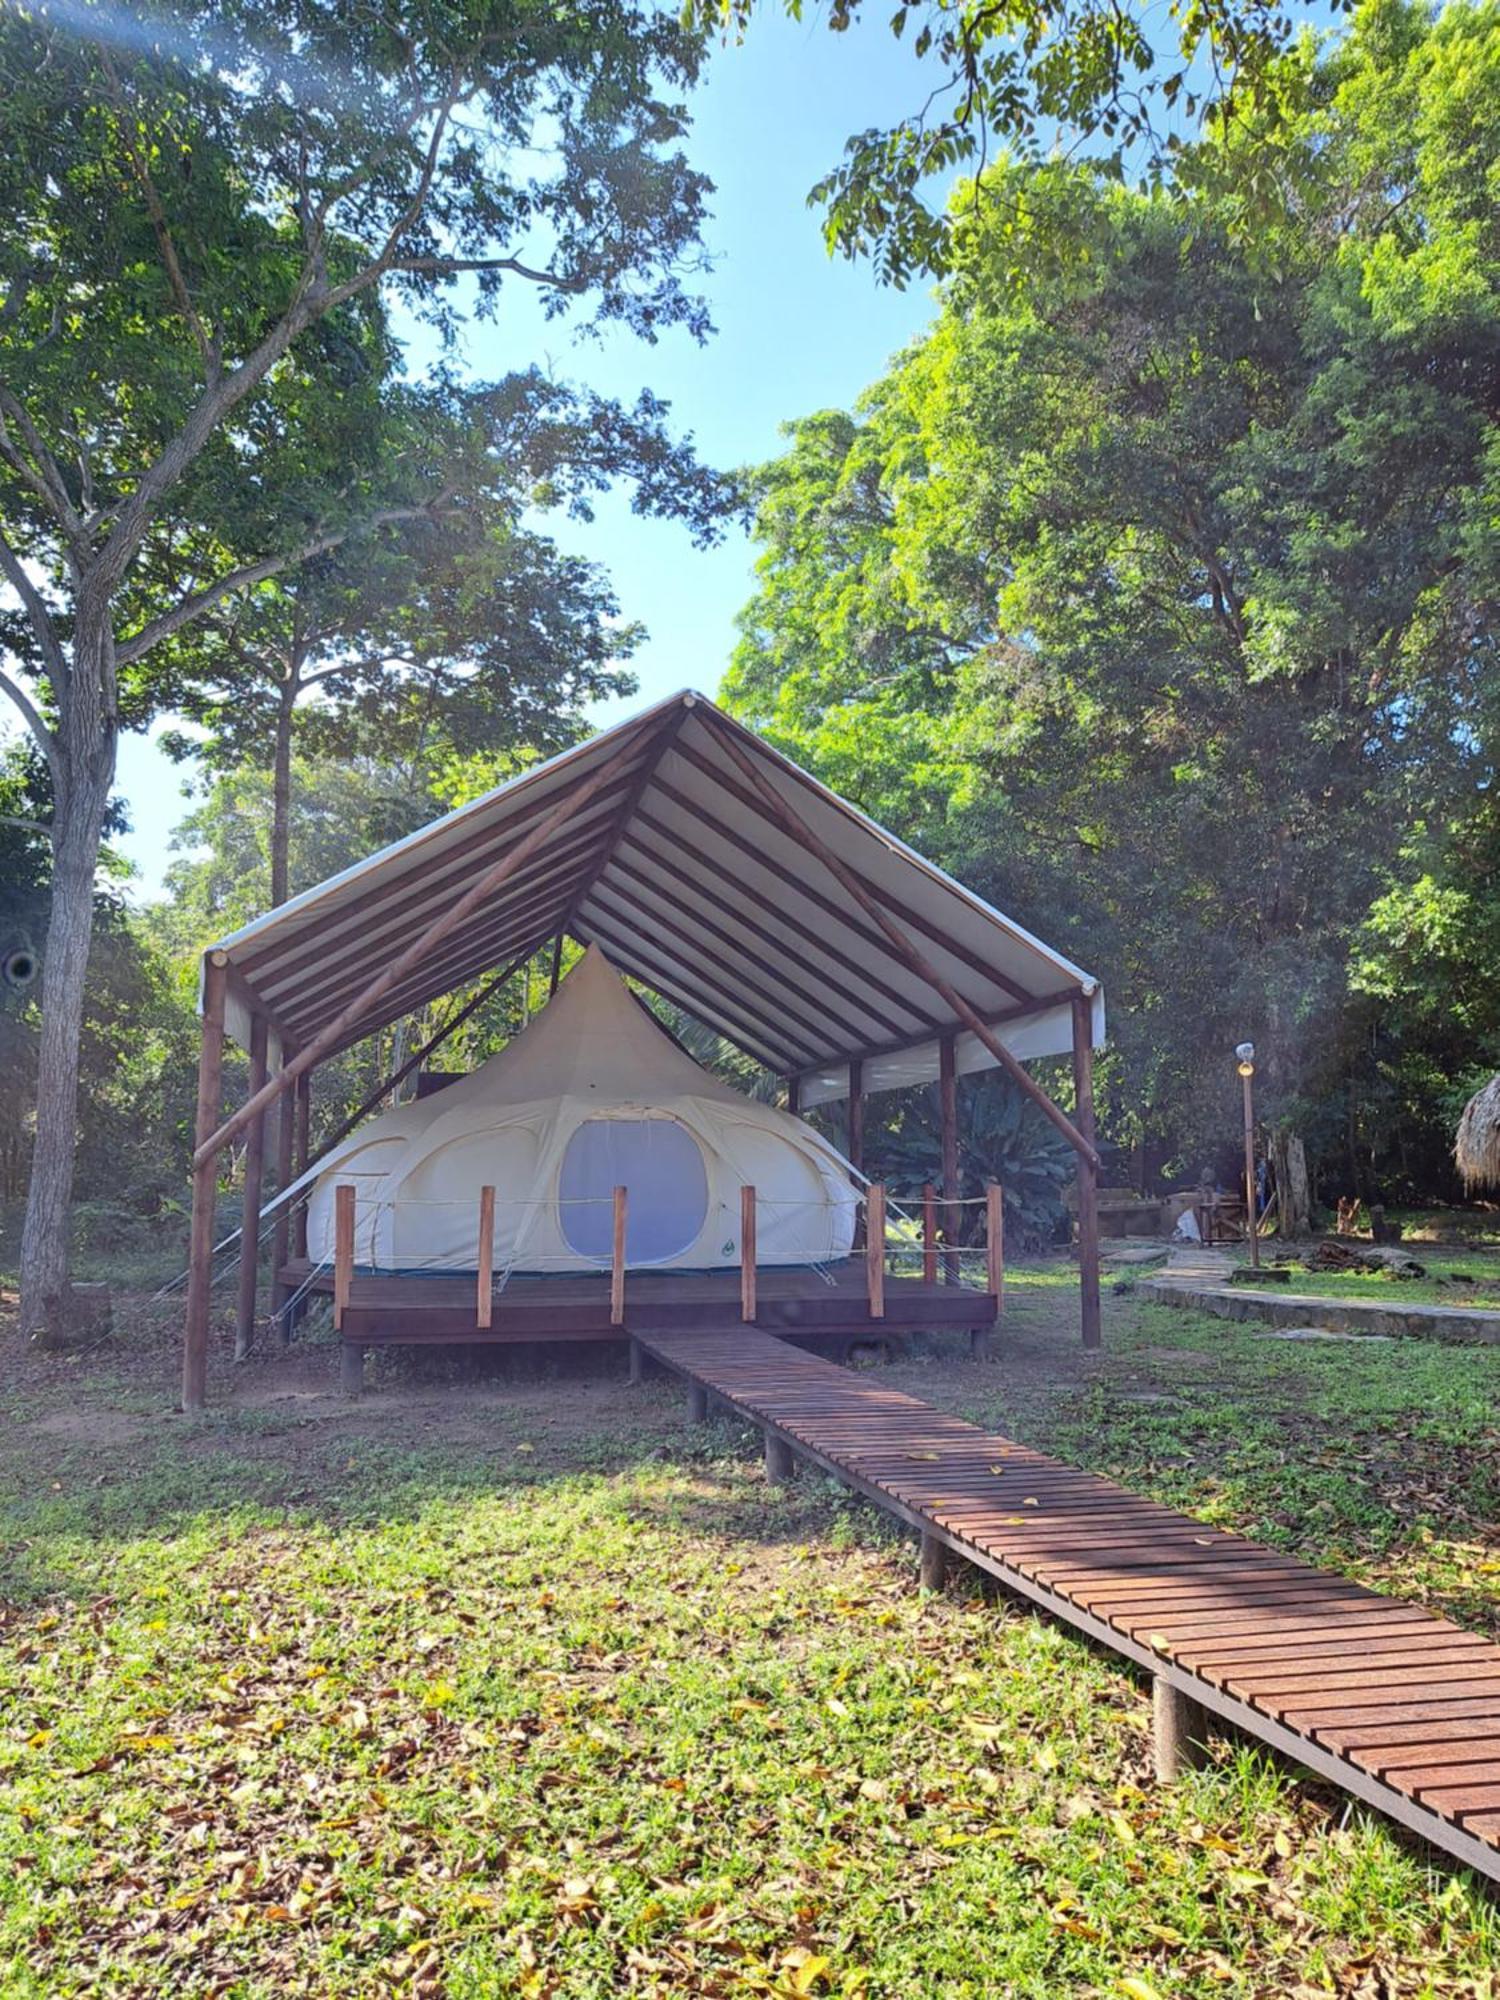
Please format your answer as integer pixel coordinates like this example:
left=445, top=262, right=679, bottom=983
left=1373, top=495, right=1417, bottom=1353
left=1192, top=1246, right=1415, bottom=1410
left=631, top=1322, right=1500, bottom=1881
left=741, top=1185, right=757, bottom=1322
left=476, top=1185, right=495, bottom=1330
left=1071, top=991, right=1101, bottom=1350
left=986, top=1182, right=1004, bottom=1308
left=333, top=1184, right=355, bottom=1331
left=182, top=957, right=228, bottom=1413
left=235, top=1012, right=270, bottom=1364
left=939, top=1035, right=959, bottom=1286
left=610, top=1185, right=627, bottom=1327
left=866, top=1183, right=885, bottom=1320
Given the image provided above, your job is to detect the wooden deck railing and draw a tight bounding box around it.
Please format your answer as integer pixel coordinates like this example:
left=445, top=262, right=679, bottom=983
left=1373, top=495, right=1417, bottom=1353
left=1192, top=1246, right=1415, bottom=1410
left=610, top=1185, right=627, bottom=1326
left=476, top=1185, right=495, bottom=1329
left=333, top=1183, right=355, bottom=1330
left=330, top=1174, right=1007, bottom=1343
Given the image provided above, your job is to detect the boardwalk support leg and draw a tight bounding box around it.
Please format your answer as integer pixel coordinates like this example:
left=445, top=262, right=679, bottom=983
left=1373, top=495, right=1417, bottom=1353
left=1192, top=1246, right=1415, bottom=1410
left=1153, top=1676, right=1209, bottom=1780
left=919, top=1532, right=948, bottom=1592
left=629, top=1338, right=643, bottom=1385
left=764, top=1430, right=795, bottom=1485
left=340, top=1342, right=364, bottom=1399
left=687, top=1382, right=707, bottom=1423
left=969, top=1325, right=991, bottom=1361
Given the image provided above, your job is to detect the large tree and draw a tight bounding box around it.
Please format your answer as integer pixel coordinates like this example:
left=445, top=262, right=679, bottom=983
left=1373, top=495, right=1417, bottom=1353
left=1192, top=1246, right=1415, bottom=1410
left=0, top=0, right=721, bottom=1339
left=154, top=364, right=723, bottom=906
left=727, top=0, right=1500, bottom=1209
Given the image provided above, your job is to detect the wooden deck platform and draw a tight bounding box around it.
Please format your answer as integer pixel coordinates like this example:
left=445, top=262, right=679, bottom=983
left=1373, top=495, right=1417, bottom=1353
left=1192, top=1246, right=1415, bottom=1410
left=279, top=1258, right=996, bottom=1358
left=636, top=1324, right=1500, bottom=1884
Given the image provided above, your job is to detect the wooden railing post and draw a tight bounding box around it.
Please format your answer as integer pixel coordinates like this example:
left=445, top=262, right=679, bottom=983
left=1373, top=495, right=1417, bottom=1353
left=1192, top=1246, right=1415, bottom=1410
left=476, top=1184, right=495, bottom=1329
left=922, top=1182, right=938, bottom=1285
left=741, top=1184, right=757, bottom=1322
left=333, top=1183, right=355, bottom=1331
left=866, top=1182, right=886, bottom=1320
left=986, top=1182, right=1005, bottom=1310
left=610, top=1185, right=627, bottom=1327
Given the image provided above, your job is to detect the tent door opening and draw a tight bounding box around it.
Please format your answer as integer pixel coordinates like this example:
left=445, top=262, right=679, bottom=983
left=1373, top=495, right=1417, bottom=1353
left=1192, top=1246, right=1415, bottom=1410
left=558, top=1116, right=710, bottom=1265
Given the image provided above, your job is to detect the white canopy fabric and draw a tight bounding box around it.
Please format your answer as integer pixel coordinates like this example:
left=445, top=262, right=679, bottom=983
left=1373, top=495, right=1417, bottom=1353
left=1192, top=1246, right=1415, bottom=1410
left=202, top=691, right=1103, bottom=1100
left=305, top=945, right=859, bottom=1273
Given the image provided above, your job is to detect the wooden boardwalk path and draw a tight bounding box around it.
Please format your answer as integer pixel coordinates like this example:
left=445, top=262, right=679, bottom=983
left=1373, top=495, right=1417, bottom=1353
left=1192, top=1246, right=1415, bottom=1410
left=635, top=1325, right=1500, bottom=1884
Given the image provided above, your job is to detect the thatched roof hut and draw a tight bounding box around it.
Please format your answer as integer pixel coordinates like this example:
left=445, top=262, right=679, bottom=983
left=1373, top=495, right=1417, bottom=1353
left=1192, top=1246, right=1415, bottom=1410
left=1455, top=1075, right=1500, bottom=1189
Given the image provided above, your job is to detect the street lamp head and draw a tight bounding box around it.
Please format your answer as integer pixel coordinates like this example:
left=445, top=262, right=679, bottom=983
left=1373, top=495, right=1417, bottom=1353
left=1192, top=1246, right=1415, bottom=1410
left=1235, top=1040, right=1255, bottom=1078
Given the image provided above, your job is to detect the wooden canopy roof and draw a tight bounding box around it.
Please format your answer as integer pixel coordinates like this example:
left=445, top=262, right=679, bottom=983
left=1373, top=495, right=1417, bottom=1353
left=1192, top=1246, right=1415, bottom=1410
left=202, top=691, right=1102, bottom=1102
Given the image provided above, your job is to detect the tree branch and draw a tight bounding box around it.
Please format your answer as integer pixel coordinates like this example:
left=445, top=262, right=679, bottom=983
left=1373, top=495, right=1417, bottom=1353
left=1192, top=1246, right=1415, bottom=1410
left=99, top=50, right=219, bottom=382
left=0, top=387, right=85, bottom=545
left=0, top=522, right=68, bottom=703
left=388, top=254, right=586, bottom=291
left=0, top=658, right=59, bottom=784
left=114, top=498, right=453, bottom=666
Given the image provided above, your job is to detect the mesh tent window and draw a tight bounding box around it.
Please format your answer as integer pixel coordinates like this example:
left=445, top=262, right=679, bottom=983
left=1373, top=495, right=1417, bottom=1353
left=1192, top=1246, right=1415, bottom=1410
left=558, top=1117, right=710, bottom=1264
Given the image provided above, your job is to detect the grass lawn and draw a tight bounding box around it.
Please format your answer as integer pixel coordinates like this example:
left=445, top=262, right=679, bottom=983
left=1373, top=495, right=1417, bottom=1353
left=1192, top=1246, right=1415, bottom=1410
left=2, top=1269, right=1499, bottom=1997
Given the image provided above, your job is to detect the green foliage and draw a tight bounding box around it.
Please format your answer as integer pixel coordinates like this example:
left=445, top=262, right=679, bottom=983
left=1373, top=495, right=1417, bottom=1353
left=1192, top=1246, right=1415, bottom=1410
left=869, top=1074, right=1076, bottom=1250
left=727, top=0, right=1500, bottom=1204
left=690, top=0, right=1336, bottom=284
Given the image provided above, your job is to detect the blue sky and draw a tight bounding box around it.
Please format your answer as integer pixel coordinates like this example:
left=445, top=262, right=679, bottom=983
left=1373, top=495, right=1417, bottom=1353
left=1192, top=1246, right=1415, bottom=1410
left=110, top=12, right=952, bottom=897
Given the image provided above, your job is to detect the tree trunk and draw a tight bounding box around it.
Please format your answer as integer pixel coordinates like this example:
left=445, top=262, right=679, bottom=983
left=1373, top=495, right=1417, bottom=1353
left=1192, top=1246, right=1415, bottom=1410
left=1270, top=1128, right=1313, bottom=1240
left=270, top=664, right=297, bottom=908
left=19, top=608, right=117, bottom=1344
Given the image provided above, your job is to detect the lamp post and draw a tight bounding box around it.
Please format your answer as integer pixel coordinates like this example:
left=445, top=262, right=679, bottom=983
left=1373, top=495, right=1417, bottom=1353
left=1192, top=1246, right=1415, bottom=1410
left=1235, top=1042, right=1259, bottom=1270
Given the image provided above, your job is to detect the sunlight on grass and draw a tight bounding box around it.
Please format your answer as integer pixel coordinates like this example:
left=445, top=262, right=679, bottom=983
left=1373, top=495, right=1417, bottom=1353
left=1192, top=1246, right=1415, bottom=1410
left=3, top=1280, right=1500, bottom=1994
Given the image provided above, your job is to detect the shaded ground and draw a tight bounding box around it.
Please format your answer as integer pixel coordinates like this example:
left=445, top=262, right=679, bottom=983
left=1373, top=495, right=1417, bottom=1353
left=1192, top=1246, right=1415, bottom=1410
left=2, top=1267, right=1499, bottom=1996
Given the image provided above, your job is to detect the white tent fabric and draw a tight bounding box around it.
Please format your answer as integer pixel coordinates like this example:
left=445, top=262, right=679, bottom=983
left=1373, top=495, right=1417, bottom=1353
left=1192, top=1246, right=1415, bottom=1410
left=305, top=946, right=859, bottom=1274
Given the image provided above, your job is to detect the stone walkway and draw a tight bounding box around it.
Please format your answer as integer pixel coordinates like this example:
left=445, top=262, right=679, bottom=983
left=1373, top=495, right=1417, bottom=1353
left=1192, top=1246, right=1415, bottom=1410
left=1139, top=1245, right=1500, bottom=1345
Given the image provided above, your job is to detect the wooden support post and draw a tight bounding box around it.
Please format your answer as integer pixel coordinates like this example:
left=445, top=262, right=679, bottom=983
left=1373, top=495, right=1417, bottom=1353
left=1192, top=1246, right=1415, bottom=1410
left=939, top=1033, right=960, bottom=1285
left=1071, top=992, right=1102, bottom=1351
left=610, top=1185, right=627, bottom=1327
left=740, top=1184, right=757, bottom=1322
left=687, top=1381, right=708, bottom=1423
left=764, top=1428, right=795, bottom=1485
left=476, top=1184, right=495, bottom=1330
left=848, top=1058, right=866, bottom=1248
left=333, top=1183, right=355, bottom=1331
left=786, top=1074, right=801, bottom=1115
left=1153, top=1676, right=1210, bottom=1780
left=182, top=957, right=228, bottom=1414
left=986, top=1182, right=1004, bottom=1309
left=847, top=1058, right=865, bottom=1176
left=865, top=1182, right=886, bottom=1320
left=270, top=1077, right=295, bottom=1329
left=340, top=1340, right=364, bottom=1399
left=919, top=1531, right=947, bottom=1592
left=234, top=1015, right=269, bottom=1365
left=628, top=1338, right=643, bottom=1385
left=922, top=1182, right=938, bottom=1285
left=291, top=1074, right=311, bottom=1261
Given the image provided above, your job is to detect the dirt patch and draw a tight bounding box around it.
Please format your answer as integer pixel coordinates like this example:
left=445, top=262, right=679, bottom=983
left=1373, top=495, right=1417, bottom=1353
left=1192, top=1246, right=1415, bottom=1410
left=31, top=1407, right=155, bottom=1447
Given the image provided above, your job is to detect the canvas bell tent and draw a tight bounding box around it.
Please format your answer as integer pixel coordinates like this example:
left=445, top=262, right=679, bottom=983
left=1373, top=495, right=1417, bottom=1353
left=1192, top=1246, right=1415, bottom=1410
left=304, top=945, right=858, bottom=1275
left=182, top=691, right=1105, bottom=1409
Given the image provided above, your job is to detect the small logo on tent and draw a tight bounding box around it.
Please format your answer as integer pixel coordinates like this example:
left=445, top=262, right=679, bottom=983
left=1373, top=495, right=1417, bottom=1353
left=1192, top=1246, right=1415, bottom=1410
left=722, top=1239, right=735, bottom=1257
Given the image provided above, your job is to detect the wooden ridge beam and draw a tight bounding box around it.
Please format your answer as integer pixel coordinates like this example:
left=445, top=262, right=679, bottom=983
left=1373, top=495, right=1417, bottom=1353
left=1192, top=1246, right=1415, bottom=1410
left=702, top=712, right=1100, bottom=1172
